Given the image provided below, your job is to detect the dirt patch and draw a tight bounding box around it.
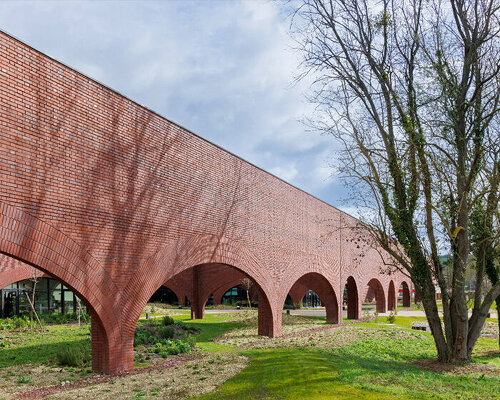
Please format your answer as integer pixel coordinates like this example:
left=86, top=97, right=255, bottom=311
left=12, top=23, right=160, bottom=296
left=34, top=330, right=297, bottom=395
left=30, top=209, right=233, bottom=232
left=414, top=358, right=500, bottom=377
left=15, top=354, right=197, bottom=399
left=0, top=364, right=98, bottom=400
left=42, top=353, right=247, bottom=400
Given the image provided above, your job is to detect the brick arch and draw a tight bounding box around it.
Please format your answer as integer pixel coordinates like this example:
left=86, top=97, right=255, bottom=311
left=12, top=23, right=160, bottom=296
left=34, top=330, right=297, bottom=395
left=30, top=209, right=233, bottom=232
left=399, top=280, right=411, bottom=307
left=164, top=266, right=247, bottom=312
left=388, top=280, right=396, bottom=311
left=119, top=235, right=280, bottom=367
left=365, top=278, right=386, bottom=313
left=0, top=202, right=121, bottom=373
left=284, top=272, right=339, bottom=324
left=151, top=284, right=183, bottom=305
left=345, top=276, right=360, bottom=319
left=0, top=255, right=51, bottom=289
left=212, top=278, right=246, bottom=305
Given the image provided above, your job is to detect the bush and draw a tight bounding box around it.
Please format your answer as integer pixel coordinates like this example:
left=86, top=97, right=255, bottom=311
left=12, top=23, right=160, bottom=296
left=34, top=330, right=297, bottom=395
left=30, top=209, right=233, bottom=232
left=158, top=326, right=175, bottom=339
left=162, top=316, right=174, bottom=326
left=56, top=342, right=91, bottom=367
left=0, top=316, right=29, bottom=330
left=40, top=311, right=90, bottom=325
left=150, top=338, right=195, bottom=357
left=386, top=310, right=396, bottom=324
left=134, top=328, right=156, bottom=346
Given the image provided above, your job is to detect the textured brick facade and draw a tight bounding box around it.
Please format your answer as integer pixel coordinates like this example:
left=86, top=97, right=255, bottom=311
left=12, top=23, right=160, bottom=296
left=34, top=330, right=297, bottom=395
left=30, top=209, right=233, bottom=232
left=0, top=31, right=411, bottom=374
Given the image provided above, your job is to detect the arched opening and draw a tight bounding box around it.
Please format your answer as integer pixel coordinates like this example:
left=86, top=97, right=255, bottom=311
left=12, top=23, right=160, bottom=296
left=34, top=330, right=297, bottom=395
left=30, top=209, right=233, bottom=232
left=187, top=264, right=268, bottom=322
left=148, top=286, right=180, bottom=306
left=344, top=276, right=359, bottom=320
left=119, top=234, right=281, bottom=368
left=399, top=281, right=411, bottom=307
left=365, top=278, right=386, bottom=313
left=302, top=290, right=323, bottom=308
left=388, top=280, right=396, bottom=311
left=1, top=274, right=88, bottom=318
left=285, top=272, right=338, bottom=324
left=0, top=253, right=110, bottom=372
left=218, top=284, right=259, bottom=307
left=0, top=203, right=121, bottom=373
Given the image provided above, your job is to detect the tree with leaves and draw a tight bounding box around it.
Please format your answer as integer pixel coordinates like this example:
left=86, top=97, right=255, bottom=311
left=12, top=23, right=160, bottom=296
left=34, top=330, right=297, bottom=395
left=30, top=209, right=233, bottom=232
left=292, top=0, right=500, bottom=362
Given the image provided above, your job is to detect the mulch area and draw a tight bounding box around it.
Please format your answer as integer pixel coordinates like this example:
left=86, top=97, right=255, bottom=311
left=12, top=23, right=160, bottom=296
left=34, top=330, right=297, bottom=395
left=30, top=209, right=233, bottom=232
left=413, top=354, right=500, bottom=377
left=280, top=316, right=376, bottom=339
left=16, top=353, right=200, bottom=399
left=213, top=316, right=375, bottom=343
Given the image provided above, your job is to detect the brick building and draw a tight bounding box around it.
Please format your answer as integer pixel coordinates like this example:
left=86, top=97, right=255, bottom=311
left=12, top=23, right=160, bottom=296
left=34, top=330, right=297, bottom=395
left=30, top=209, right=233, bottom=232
left=0, top=30, right=412, bottom=373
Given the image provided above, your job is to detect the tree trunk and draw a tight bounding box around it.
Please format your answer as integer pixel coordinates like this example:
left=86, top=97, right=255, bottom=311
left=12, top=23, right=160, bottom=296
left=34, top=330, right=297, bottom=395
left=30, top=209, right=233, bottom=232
left=246, top=289, right=252, bottom=311
left=422, top=288, right=449, bottom=362
left=30, top=279, right=37, bottom=329
left=497, top=298, right=500, bottom=350
left=467, top=282, right=500, bottom=357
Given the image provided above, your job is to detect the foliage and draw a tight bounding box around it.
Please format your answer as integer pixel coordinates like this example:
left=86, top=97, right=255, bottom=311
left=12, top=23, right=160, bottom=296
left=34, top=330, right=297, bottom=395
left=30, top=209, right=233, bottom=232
left=148, top=337, right=195, bottom=358
left=40, top=311, right=90, bottom=325
left=0, top=316, right=29, bottom=330
left=386, top=311, right=396, bottom=324
left=158, top=325, right=175, bottom=339
left=291, top=0, right=500, bottom=362
left=56, top=342, right=92, bottom=367
left=134, top=317, right=199, bottom=357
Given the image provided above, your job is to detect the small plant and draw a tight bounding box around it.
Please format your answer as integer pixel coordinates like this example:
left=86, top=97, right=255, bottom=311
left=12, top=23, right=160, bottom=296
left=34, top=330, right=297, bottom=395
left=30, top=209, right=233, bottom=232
left=162, top=316, right=174, bottom=326
left=158, top=326, right=175, bottom=339
left=56, top=343, right=91, bottom=367
left=386, top=310, right=396, bottom=324
left=16, top=375, right=32, bottom=384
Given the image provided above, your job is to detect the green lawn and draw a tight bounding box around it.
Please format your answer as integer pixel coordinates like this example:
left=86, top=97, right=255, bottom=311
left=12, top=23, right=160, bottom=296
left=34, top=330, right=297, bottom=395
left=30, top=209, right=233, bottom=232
left=194, top=348, right=409, bottom=400
left=185, top=314, right=499, bottom=400
left=0, top=313, right=498, bottom=400
left=0, top=324, right=90, bottom=368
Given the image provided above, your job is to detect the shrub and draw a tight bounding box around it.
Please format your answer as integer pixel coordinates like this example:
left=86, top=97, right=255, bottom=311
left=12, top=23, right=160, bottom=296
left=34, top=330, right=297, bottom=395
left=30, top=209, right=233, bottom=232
left=386, top=310, right=396, bottom=324
left=13, top=316, right=29, bottom=329
left=158, top=326, right=175, bottom=339
left=134, top=329, right=156, bottom=346
left=56, top=342, right=91, bottom=367
left=0, top=316, right=30, bottom=330
left=39, top=311, right=90, bottom=325
left=150, top=338, right=195, bottom=357
left=162, top=316, right=174, bottom=326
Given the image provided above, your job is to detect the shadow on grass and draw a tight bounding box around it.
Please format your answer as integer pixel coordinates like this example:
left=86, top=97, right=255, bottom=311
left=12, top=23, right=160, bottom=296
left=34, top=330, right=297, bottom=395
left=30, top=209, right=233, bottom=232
left=193, top=348, right=410, bottom=400
left=0, top=338, right=90, bottom=368
left=180, top=318, right=245, bottom=352
left=328, top=340, right=500, bottom=400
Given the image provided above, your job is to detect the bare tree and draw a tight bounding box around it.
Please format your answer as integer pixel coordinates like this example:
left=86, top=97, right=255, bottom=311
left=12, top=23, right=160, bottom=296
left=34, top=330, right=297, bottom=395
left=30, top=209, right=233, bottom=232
left=241, top=278, right=253, bottom=310
left=291, top=0, right=500, bottom=362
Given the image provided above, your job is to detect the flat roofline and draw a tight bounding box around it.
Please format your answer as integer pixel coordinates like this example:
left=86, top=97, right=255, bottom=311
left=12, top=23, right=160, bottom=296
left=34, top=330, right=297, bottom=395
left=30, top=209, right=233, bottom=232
left=0, top=28, right=360, bottom=223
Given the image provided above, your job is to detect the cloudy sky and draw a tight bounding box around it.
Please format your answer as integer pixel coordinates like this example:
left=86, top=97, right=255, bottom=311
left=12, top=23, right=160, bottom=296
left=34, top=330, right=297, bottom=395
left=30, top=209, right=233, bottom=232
left=0, top=0, right=352, bottom=213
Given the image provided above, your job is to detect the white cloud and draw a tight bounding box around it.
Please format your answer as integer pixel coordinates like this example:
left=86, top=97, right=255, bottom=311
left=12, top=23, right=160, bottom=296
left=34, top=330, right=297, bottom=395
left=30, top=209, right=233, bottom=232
left=0, top=0, right=350, bottom=209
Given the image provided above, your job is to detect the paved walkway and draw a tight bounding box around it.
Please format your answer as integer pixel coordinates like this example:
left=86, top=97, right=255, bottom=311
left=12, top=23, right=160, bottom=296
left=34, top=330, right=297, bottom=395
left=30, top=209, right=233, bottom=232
left=286, top=308, right=498, bottom=319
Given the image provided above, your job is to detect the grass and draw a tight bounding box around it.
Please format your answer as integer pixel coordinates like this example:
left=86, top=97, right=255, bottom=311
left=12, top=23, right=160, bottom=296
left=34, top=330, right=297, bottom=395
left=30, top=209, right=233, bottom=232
left=194, top=348, right=409, bottom=400
left=189, top=314, right=499, bottom=400
left=0, top=324, right=90, bottom=368
left=171, top=313, right=245, bottom=352
left=0, top=311, right=498, bottom=399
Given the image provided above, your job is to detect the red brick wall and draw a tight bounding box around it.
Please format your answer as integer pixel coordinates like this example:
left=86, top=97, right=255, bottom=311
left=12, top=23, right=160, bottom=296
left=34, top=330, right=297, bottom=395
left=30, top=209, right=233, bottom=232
left=0, top=31, right=411, bottom=373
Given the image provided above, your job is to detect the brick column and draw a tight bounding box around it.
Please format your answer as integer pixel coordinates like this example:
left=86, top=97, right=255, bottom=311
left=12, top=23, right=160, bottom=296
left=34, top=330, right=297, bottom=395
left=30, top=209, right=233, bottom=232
left=190, top=266, right=205, bottom=320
